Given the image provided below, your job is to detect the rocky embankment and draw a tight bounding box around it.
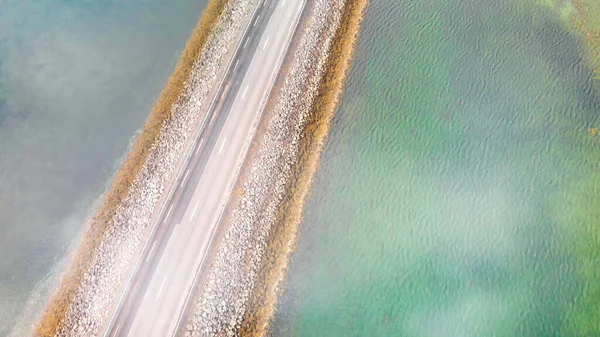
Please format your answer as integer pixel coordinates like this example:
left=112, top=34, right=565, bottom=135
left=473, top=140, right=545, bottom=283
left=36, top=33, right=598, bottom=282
left=187, top=0, right=348, bottom=335
left=34, top=0, right=258, bottom=336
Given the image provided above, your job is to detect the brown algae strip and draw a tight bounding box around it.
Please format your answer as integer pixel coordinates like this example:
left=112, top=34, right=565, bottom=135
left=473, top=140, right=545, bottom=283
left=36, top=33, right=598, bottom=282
left=240, top=0, right=370, bottom=335
left=34, top=0, right=230, bottom=335
left=572, top=0, right=600, bottom=79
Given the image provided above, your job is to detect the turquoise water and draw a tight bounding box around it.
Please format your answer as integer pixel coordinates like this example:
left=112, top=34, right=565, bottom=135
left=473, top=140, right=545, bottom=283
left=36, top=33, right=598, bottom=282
left=273, top=0, right=600, bottom=336
left=0, top=0, right=206, bottom=334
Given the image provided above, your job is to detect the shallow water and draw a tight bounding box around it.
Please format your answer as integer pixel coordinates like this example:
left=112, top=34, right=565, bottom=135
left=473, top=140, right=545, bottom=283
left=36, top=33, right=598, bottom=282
left=0, top=0, right=206, bottom=334
left=273, top=0, right=600, bottom=336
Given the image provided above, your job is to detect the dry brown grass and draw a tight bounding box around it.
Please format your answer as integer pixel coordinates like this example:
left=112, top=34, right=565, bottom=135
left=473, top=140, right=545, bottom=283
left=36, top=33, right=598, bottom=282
left=238, top=0, right=371, bottom=336
left=33, top=1, right=230, bottom=335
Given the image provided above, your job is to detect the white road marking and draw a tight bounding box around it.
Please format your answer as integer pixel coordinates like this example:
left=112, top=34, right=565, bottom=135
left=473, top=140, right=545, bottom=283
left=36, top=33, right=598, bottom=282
left=244, top=37, right=249, bottom=49
left=113, top=324, right=121, bottom=336
left=281, top=0, right=286, bottom=7
left=221, top=83, right=231, bottom=100
left=165, top=204, right=174, bottom=222
left=263, top=36, right=270, bottom=50
left=180, top=169, right=190, bottom=188
left=146, top=241, right=157, bottom=262
left=242, top=85, right=248, bottom=99
left=234, top=59, right=239, bottom=70
left=156, top=277, right=167, bottom=301
left=254, top=14, right=260, bottom=27
left=219, top=138, right=227, bottom=155
left=195, top=138, right=204, bottom=156
left=127, top=281, right=139, bottom=304
left=190, top=201, right=200, bottom=221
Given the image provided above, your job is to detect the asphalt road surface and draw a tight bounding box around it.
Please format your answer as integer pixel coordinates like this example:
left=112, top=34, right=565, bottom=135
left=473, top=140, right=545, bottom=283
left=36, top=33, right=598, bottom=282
left=102, top=0, right=305, bottom=336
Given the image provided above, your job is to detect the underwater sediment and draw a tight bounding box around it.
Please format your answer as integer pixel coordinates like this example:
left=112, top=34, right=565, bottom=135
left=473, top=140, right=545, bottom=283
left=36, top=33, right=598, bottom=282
left=537, top=0, right=600, bottom=334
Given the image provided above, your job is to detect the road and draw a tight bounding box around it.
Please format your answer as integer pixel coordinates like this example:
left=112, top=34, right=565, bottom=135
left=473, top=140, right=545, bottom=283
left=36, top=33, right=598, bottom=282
left=102, top=0, right=305, bottom=336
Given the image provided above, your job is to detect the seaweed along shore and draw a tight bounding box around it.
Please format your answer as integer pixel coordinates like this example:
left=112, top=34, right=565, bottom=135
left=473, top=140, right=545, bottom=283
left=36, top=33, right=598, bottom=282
left=32, top=0, right=261, bottom=335
left=184, top=0, right=369, bottom=335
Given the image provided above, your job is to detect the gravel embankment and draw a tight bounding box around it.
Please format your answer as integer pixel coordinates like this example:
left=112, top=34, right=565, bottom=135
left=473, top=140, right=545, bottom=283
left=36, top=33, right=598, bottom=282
left=187, top=0, right=347, bottom=335
left=53, top=0, right=258, bottom=335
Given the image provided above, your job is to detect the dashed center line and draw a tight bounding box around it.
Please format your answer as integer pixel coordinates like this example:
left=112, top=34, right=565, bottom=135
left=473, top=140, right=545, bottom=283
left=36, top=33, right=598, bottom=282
left=195, top=138, right=204, bottom=156
left=146, top=241, right=157, bottom=262
left=263, top=36, right=270, bottom=50
left=190, top=201, right=200, bottom=221
left=156, top=277, right=167, bottom=301
left=180, top=169, right=190, bottom=188
left=221, top=83, right=229, bottom=100
left=242, top=85, right=248, bottom=99
left=281, top=0, right=286, bottom=7
left=219, top=138, right=227, bottom=155
left=244, top=37, right=249, bottom=49
left=234, top=59, right=239, bottom=70
left=165, top=204, right=174, bottom=222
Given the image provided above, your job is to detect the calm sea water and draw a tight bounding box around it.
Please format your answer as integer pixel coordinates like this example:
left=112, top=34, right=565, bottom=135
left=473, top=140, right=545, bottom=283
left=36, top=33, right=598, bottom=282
left=0, top=0, right=206, bottom=334
left=274, top=0, right=600, bottom=336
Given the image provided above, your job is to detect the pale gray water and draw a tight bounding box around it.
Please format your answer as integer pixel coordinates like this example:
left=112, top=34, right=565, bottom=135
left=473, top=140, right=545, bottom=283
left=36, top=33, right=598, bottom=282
left=0, top=0, right=207, bottom=333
